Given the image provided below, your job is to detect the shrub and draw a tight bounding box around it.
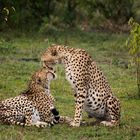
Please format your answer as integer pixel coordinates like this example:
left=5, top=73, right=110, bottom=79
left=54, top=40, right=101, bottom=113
left=126, top=18, right=140, bottom=98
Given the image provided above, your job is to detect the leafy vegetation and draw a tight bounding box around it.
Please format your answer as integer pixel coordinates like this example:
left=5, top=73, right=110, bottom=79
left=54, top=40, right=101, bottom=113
left=0, top=0, right=140, bottom=32
left=0, top=30, right=140, bottom=140
left=126, top=18, right=140, bottom=97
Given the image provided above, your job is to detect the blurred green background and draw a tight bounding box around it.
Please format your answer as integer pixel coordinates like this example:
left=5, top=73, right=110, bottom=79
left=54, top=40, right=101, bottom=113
left=0, top=0, right=140, bottom=33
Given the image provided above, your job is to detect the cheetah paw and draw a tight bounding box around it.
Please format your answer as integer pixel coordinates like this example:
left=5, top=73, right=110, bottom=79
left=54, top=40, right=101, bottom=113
left=100, top=121, right=114, bottom=127
left=69, top=121, right=80, bottom=127
left=34, top=121, right=51, bottom=128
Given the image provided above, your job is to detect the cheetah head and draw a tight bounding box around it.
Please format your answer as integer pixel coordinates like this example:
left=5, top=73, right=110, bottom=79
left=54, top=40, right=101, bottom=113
left=33, top=68, right=56, bottom=89
left=41, top=44, right=66, bottom=68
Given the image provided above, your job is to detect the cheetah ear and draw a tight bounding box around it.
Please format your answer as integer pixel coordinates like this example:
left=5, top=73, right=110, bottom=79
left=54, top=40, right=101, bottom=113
left=50, top=44, right=56, bottom=47
left=47, top=72, right=55, bottom=80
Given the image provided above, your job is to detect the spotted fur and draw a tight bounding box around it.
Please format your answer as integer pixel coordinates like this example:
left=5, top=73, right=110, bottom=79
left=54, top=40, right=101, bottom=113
left=0, top=68, right=60, bottom=127
left=41, top=45, right=121, bottom=127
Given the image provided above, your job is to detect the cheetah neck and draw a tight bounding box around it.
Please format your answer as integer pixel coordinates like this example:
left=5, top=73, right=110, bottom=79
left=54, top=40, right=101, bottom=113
left=22, top=81, right=50, bottom=96
left=44, top=83, right=50, bottom=94
left=57, top=49, right=74, bottom=65
left=58, top=47, right=75, bottom=56
left=57, top=47, right=88, bottom=64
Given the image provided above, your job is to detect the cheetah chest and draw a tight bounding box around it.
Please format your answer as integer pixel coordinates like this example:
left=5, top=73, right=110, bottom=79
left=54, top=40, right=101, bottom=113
left=31, top=107, right=40, bottom=123
left=65, top=68, right=76, bottom=89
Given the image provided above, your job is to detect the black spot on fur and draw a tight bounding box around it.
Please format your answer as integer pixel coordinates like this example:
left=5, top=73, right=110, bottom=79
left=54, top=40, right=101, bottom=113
left=51, top=108, right=59, bottom=116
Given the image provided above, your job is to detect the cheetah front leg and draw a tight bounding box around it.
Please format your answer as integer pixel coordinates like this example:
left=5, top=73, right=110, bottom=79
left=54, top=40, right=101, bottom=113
left=70, top=86, right=87, bottom=127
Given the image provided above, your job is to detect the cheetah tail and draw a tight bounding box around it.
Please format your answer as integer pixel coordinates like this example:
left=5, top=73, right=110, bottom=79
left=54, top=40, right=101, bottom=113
left=51, top=108, right=60, bottom=124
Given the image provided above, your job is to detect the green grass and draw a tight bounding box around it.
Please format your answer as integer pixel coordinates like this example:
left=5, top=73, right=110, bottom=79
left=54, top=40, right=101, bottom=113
left=0, top=30, right=140, bottom=140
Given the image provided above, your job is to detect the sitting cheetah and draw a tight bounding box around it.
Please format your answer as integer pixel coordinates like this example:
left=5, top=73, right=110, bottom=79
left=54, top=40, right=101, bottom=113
left=0, top=67, right=60, bottom=127
left=41, top=44, right=121, bottom=127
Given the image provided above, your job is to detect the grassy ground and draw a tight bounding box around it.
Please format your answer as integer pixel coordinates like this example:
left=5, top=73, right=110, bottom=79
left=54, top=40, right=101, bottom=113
left=0, top=30, right=140, bottom=140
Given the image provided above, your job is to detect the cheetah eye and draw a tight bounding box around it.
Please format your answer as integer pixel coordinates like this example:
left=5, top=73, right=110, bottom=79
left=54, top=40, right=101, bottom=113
left=51, top=50, right=57, bottom=56
left=37, top=78, right=42, bottom=83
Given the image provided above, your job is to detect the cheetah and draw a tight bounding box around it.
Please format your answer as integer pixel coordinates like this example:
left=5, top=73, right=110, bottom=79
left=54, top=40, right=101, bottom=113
left=0, top=67, right=60, bottom=127
left=41, top=44, right=121, bottom=127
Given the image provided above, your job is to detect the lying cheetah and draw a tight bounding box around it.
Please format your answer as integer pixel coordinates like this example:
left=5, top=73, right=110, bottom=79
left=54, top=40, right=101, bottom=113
left=41, top=45, right=121, bottom=127
left=0, top=67, right=60, bottom=127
